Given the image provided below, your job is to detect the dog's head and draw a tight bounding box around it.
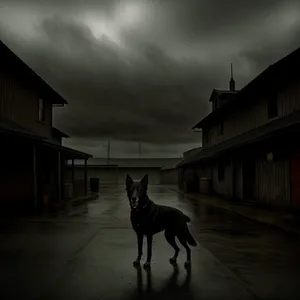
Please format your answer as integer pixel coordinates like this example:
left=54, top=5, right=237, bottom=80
left=126, top=174, right=148, bottom=210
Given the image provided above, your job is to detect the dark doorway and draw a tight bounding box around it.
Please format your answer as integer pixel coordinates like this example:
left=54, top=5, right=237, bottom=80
left=243, top=159, right=256, bottom=201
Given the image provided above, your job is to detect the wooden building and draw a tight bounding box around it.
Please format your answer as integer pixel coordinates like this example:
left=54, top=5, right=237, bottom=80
left=178, top=46, right=300, bottom=208
left=69, top=158, right=181, bottom=185
left=0, top=40, right=92, bottom=213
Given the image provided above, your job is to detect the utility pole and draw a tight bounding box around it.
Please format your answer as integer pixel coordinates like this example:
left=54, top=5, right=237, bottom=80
left=229, top=63, right=236, bottom=91
left=107, top=140, right=111, bottom=165
left=138, top=142, right=142, bottom=158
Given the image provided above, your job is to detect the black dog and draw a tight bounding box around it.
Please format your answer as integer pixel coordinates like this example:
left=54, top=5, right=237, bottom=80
left=126, top=174, right=197, bottom=268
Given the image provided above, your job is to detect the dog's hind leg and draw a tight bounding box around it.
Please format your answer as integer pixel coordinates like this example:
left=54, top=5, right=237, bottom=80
left=165, top=230, right=180, bottom=263
left=177, top=234, right=191, bottom=268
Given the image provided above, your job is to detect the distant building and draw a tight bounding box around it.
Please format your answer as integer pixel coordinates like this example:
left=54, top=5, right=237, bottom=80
left=69, top=158, right=181, bottom=185
left=178, top=46, right=300, bottom=207
left=0, top=40, right=92, bottom=213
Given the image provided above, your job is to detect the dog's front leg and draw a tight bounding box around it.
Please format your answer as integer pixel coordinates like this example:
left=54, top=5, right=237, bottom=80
left=144, top=234, right=153, bottom=268
left=133, top=233, right=143, bottom=266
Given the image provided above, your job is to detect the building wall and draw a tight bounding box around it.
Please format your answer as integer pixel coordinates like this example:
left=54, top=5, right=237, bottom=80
left=70, top=167, right=161, bottom=185
left=160, top=168, right=178, bottom=184
left=234, top=161, right=243, bottom=200
left=183, top=147, right=202, bottom=159
left=254, top=153, right=290, bottom=206
left=118, top=168, right=161, bottom=185
left=277, top=79, right=300, bottom=116
left=212, top=160, right=233, bottom=198
left=195, top=164, right=212, bottom=179
left=72, top=167, right=118, bottom=185
left=0, top=139, right=34, bottom=211
left=206, top=99, right=266, bottom=148
left=290, top=149, right=300, bottom=207
left=0, top=69, right=52, bottom=138
left=203, top=77, right=300, bottom=148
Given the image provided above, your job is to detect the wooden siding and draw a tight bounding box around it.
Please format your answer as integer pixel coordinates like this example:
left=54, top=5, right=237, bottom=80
left=203, top=77, right=300, bottom=148
left=212, top=161, right=233, bottom=198
left=195, top=165, right=212, bottom=179
left=160, top=168, right=178, bottom=184
left=234, top=160, right=243, bottom=200
left=277, top=78, right=300, bottom=117
left=0, top=69, right=52, bottom=138
left=0, top=70, right=13, bottom=118
left=255, top=155, right=290, bottom=206
left=0, top=141, right=34, bottom=211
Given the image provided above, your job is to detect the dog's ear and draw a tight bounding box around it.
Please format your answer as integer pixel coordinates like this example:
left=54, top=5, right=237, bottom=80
left=126, top=174, right=134, bottom=188
left=140, top=174, right=148, bottom=188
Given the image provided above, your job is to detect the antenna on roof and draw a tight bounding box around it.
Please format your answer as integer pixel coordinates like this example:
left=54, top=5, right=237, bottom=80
left=107, top=140, right=111, bottom=165
left=229, top=63, right=236, bottom=91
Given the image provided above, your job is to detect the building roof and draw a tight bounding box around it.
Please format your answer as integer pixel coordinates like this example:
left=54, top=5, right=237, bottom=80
left=72, top=158, right=181, bottom=169
left=178, top=108, right=300, bottom=167
left=52, top=127, right=70, bottom=138
left=0, top=118, right=44, bottom=140
left=183, top=147, right=202, bottom=159
left=208, top=89, right=239, bottom=102
left=1, top=40, right=68, bottom=105
left=42, top=140, right=93, bottom=159
left=0, top=119, right=92, bottom=159
left=193, top=89, right=239, bottom=129
left=193, top=46, right=300, bottom=129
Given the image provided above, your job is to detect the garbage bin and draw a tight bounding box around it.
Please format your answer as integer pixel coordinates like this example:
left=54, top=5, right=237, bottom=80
left=90, top=177, right=99, bottom=193
left=199, top=178, right=212, bottom=194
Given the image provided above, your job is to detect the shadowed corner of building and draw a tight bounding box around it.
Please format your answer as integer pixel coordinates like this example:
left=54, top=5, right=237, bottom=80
left=124, top=263, right=194, bottom=300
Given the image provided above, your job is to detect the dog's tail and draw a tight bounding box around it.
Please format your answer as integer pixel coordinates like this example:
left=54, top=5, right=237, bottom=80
left=184, top=215, right=191, bottom=223
left=186, top=225, right=197, bottom=247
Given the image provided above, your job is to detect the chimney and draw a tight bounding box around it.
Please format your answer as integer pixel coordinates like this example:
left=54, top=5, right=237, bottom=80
left=229, top=63, right=235, bottom=91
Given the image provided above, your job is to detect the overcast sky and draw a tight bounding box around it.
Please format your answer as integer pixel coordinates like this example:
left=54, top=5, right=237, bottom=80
left=1, top=0, right=300, bottom=158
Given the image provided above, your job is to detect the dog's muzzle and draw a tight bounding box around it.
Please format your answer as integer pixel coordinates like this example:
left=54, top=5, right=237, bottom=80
left=130, top=197, right=139, bottom=209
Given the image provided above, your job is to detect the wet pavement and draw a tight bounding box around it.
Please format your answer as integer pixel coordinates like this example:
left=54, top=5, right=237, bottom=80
left=1, top=186, right=300, bottom=300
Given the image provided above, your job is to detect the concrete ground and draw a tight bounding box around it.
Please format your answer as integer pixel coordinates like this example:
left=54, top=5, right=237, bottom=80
left=171, top=187, right=300, bottom=235
left=1, top=186, right=300, bottom=300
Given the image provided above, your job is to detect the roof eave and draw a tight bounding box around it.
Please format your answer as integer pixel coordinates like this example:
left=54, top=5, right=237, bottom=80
left=42, top=141, right=93, bottom=159
left=1, top=41, right=68, bottom=106
left=208, top=89, right=217, bottom=102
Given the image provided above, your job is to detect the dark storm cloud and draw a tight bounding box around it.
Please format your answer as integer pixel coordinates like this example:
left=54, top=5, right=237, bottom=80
left=2, top=15, right=211, bottom=144
left=0, top=0, right=300, bottom=156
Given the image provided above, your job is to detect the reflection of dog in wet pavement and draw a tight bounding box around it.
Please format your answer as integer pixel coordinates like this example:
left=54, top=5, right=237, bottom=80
left=126, top=174, right=197, bottom=268
left=131, top=263, right=193, bottom=300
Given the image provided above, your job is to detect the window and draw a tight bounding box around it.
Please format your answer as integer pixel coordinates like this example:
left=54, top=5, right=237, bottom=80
left=204, top=130, right=210, bottom=144
left=218, top=120, right=224, bottom=136
left=267, top=92, right=278, bottom=119
left=213, top=99, right=219, bottom=111
left=38, top=98, right=45, bottom=122
left=218, top=163, right=225, bottom=181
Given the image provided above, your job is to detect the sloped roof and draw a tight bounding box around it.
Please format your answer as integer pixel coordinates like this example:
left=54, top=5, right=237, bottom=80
left=0, top=119, right=92, bottom=158
left=52, top=127, right=70, bottom=138
left=208, top=89, right=239, bottom=102
left=0, top=118, right=44, bottom=140
left=178, top=108, right=300, bottom=167
left=42, top=140, right=92, bottom=159
left=193, top=46, right=300, bottom=129
left=1, top=40, right=67, bottom=105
